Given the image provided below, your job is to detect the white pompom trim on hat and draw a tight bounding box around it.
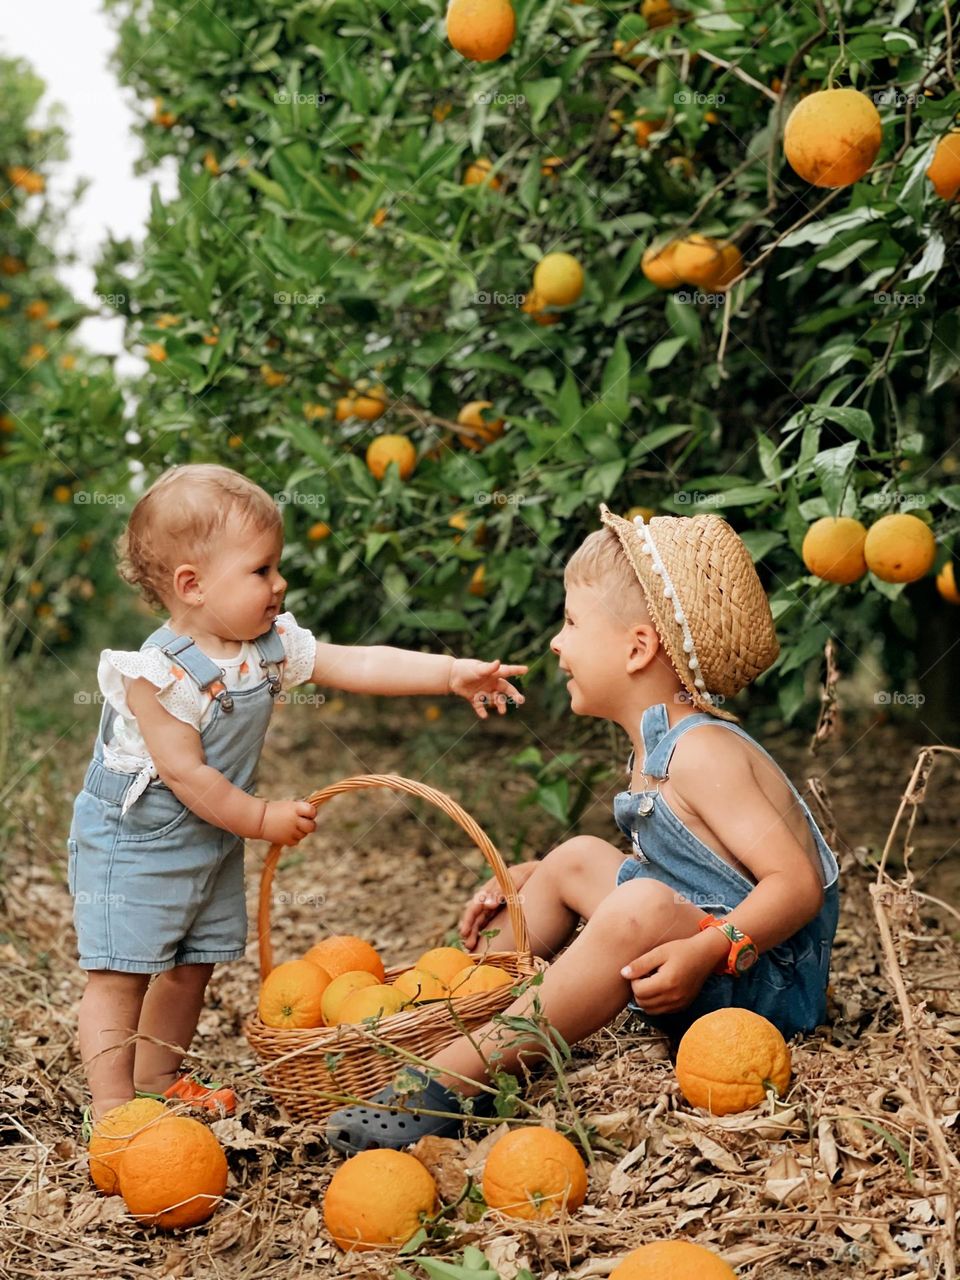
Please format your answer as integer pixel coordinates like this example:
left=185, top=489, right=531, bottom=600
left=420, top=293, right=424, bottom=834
left=633, top=514, right=714, bottom=703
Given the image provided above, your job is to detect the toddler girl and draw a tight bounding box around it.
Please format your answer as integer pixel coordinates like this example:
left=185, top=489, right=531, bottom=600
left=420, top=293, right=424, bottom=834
left=68, top=463, right=525, bottom=1128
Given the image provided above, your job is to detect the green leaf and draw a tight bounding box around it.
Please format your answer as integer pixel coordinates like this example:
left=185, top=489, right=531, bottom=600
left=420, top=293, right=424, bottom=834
left=812, top=441, right=859, bottom=515
left=600, top=335, right=630, bottom=418
left=524, top=78, right=563, bottom=127
left=810, top=406, right=875, bottom=446
left=928, top=311, right=960, bottom=392
left=646, top=335, right=687, bottom=371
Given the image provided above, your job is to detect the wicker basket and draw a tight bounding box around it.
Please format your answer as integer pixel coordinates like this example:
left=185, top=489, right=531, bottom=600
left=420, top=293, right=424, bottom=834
left=243, top=774, right=547, bottom=1123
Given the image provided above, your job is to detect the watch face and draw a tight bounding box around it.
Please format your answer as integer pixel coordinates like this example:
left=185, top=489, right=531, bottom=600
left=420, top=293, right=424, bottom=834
left=734, top=944, right=759, bottom=974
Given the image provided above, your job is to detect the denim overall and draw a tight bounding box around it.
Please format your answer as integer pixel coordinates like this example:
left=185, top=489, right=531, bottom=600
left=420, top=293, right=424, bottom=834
left=66, top=623, right=286, bottom=973
left=614, top=703, right=840, bottom=1043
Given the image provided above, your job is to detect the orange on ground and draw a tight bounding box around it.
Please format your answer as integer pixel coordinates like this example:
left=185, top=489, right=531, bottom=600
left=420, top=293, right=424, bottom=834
left=258, top=958, right=331, bottom=1029
left=936, top=561, right=960, bottom=604
left=609, top=1240, right=738, bottom=1280
left=305, top=934, right=386, bottom=982
left=457, top=400, right=504, bottom=450
left=323, top=1148, right=438, bottom=1251
left=482, top=1127, right=588, bottom=1220
left=801, top=516, right=868, bottom=584
left=863, top=513, right=936, bottom=583
left=366, top=434, right=416, bottom=481
left=446, top=0, right=516, bottom=62
left=468, top=564, right=487, bottom=596
left=675, top=1008, right=791, bottom=1114
left=321, top=970, right=380, bottom=1024
left=118, top=1114, right=227, bottom=1230
left=642, top=242, right=683, bottom=289
left=451, top=963, right=513, bottom=997
left=88, top=1098, right=166, bottom=1195
left=533, top=252, right=584, bottom=306
left=392, top=967, right=449, bottom=1002
left=927, top=131, right=960, bottom=201
left=260, top=364, right=287, bottom=387
left=416, top=946, right=474, bottom=986
left=783, top=88, right=882, bottom=188
left=334, top=983, right=406, bottom=1024
left=145, top=342, right=167, bottom=362
left=671, top=235, right=726, bottom=287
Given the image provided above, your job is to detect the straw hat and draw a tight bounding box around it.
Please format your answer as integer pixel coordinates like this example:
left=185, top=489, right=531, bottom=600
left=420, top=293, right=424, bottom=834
left=598, top=504, right=779, bottom=722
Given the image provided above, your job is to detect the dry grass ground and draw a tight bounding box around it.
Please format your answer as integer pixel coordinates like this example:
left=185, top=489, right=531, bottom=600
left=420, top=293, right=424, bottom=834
left=1, top=641, right=957, bottom=1278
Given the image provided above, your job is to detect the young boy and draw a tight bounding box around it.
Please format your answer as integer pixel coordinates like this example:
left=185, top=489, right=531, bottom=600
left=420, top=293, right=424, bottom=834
left=326, top=504, right=840, bottom=1153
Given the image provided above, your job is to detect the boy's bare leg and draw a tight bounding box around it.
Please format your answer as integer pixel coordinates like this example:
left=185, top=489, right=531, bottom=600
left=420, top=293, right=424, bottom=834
left=434, top=878, right=706, bottom=1093
left=78, top=970, right=151, bottom=1120
left=471, top=836, right=624, bottom=958
left=133, top=962, right=215, bottom=1093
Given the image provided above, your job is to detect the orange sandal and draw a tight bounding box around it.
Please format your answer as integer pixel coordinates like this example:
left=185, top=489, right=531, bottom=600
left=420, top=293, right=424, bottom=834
left=158, top=1073, right=237, bottom=1116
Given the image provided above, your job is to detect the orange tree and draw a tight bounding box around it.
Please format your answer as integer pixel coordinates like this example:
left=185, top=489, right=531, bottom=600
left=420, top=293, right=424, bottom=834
left=97, top=0, right=960, bottom=735
left=0, top=56, right=127, bottom=776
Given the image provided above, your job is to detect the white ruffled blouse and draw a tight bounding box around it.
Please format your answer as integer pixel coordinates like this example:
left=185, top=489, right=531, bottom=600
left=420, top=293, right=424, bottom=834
left=97, top=611, right=317, bottom=814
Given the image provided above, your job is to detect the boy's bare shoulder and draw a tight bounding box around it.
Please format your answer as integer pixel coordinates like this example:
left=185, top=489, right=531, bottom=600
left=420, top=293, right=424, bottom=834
left=668, top=721, right=757, bottom=781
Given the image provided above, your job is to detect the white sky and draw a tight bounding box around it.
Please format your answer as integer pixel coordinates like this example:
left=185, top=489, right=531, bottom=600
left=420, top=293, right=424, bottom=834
left=3, top=0, right=178, bottom=374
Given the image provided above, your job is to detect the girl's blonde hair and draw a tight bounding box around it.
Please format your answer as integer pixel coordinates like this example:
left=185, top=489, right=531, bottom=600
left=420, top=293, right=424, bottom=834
left=565, top=527, right=650, bottom=621
left=116, top=464, right=282, bottom=611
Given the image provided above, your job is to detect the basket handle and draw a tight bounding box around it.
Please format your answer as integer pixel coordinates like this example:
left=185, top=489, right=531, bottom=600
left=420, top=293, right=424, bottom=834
left=255, top=774, right=530, bottom=978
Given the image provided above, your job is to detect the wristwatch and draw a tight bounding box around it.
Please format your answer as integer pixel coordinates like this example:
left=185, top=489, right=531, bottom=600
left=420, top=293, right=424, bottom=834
left=697, top=915, right=759, bottom=977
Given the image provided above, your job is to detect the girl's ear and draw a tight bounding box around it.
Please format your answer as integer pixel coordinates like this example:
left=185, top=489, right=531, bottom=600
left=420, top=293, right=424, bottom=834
left=625, top=622, right=660, bottom=674
left=172, top=563, right=203, bottom=606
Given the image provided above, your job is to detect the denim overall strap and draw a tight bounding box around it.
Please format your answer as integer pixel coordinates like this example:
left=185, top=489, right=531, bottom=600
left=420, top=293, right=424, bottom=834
left=142, top=626, right=232, bottom=707
left=250, top=625, right=286, bottom=697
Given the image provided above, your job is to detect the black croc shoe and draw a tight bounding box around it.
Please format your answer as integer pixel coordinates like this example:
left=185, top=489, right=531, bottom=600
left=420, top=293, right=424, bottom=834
left=326, top=1069, right=489, bottom=1155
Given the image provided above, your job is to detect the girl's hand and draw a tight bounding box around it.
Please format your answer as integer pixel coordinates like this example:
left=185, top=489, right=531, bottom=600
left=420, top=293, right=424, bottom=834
left=620, top=936, right=718, bottom=1015
left=260, top=798, right=317, bottom=847
left=459, top=862, right=538, bottom=950
left=449, top=658, right=528, bottom=719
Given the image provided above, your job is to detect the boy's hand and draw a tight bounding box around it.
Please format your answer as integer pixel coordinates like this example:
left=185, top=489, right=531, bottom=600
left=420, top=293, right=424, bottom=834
left=449, top=658, right=528, bottom=719
left=459, top=862, right=537, bottom=950
left=260, top=799, right=317, bottom=847
left=620, top=935, right=720, bottom=1015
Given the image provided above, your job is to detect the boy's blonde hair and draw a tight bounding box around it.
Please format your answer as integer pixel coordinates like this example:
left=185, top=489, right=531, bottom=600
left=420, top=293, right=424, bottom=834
left=564, top=527, right=650, bottom=623
left=116, top=464, right=282, bottom=611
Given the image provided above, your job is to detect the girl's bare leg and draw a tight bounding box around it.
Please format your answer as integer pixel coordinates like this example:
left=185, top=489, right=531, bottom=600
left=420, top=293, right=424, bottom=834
left=472, top=836, right=623, bottom=958
left=78, top=970, right=150, bottom=1120
left=133, top=962, right=215, bottom=1093
left=433, top=878, right=706, bottom=1093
